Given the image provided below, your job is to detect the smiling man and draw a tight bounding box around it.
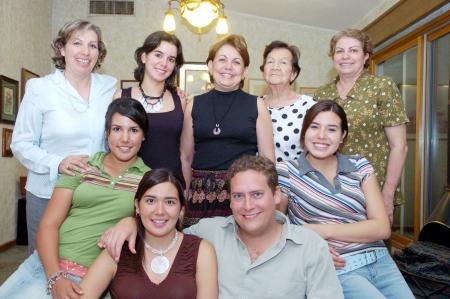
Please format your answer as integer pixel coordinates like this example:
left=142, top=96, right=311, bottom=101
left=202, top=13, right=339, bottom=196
left=184, top=155, right=343, bottom=299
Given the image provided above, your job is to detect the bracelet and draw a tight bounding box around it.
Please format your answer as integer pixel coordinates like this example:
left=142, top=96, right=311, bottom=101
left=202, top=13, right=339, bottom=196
left=46, top=270, right=69, bottom=295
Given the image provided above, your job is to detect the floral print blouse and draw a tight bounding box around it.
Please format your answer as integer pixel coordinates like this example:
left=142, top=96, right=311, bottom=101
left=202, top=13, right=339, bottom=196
left=314, top=71, right=409, bottom=205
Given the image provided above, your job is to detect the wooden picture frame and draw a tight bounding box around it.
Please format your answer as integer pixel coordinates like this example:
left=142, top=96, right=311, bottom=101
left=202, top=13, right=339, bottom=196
left=120, top=80, right=139, bottom=89
left=296, top=86, right=317, bottom=97
left=20, top=68, right=39, bottom=102
left=2, top=127, right=13, bottom=157
left=0, top=75, right=19, bottom=124
left=178, top=62, right=211, bottom=97
left=245, top=78, right=267, bottom=96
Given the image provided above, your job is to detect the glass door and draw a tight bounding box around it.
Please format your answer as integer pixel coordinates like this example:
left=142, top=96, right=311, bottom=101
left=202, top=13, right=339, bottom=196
left=376, top=46, right=418, bottom=240
left=426, top=29, right=449, bottom=217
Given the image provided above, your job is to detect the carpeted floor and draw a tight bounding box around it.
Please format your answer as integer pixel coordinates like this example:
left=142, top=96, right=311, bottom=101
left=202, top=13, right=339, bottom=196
left=0, top=245, right=28, bottom=285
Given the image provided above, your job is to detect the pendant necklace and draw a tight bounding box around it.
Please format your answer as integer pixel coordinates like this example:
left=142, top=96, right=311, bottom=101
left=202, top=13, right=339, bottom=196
left=143, top=230, right=179, bottom=274
left=212, top=91, right=238, bottom=136
left=139, top=85, right=166, bottom=112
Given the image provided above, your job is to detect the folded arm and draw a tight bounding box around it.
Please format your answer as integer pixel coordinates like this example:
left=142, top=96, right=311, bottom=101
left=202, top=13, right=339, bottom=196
left=304, top=174, right=391, bottom=243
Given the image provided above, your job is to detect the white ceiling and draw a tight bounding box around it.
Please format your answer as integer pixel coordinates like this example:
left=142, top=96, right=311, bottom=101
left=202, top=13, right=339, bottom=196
left=223, top=0, right=394, bottom=31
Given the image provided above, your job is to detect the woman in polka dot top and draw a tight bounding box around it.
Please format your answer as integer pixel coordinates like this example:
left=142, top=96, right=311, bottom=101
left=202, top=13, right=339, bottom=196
left=260, top=40, right=316, bottom=163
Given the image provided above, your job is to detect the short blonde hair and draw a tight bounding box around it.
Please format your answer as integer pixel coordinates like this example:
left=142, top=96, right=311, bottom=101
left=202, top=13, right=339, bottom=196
left=52, top=19, right=107, bottom=70
left=329, top=28, right=373, bottom=68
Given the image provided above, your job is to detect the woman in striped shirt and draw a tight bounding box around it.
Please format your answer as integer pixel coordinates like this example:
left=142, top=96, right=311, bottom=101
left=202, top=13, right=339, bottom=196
left=277, top=100, right=413, bottom=299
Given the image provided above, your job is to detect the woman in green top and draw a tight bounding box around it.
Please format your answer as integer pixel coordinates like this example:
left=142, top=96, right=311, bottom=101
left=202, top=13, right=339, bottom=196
left=314, top=29, right=408, bottom=223
left=0, top=97, right=150, bottom=299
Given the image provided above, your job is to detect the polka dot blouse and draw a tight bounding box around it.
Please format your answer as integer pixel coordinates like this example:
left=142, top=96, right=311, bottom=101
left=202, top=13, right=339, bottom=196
left=267, top=95, right=316, bottom=162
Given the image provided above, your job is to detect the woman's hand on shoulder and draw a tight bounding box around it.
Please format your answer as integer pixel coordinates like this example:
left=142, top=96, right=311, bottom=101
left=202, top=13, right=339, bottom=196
left=97, top=217, right=137, bottom=262
left=58, top=155, right=89, bottom=176
left=177, top=87, right=190, bottom=107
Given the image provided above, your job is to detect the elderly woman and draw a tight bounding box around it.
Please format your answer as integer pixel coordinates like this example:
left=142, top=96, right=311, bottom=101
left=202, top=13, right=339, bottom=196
left=11, top=20, right=117, bottom=251
left=314, top=29, right=408, bottom=223
left=261, top=40, right=315, bottom=163
left=180, top=34, right=275, bottom=226
left=114, top=31, right=186, bottom=186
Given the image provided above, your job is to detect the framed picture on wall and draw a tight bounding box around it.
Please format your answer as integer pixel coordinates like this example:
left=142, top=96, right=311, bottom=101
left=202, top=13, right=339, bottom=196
left=245, top=78, right=267, bottom=96
left=0, top=75, right=19, bottom=124
left=2, top=127, right=13, bottom=157
left=178, top=62, right=211, bottom=98
left=120, top=80, right=139, bottom=89
left=296, top=86, right=317, bottom=97
left=20, top=68, right=39, bottom=102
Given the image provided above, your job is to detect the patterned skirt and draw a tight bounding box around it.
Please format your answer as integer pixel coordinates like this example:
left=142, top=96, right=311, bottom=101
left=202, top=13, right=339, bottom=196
left=183, top=169, right=231, bottom=227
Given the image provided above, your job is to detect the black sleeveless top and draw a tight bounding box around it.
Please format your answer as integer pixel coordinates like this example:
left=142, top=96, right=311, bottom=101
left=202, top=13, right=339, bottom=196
left=192, top=89, right=258, bottom=170
left=121, top=88, right=184, bottom=185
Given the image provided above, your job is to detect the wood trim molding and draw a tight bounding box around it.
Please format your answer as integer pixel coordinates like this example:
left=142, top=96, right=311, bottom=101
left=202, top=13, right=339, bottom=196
left=0, top=240, right=16, bottom=253
left=427, top=23, right=450, bottom=41
left=363, top=0, right=448, bottom=46
left=390, top=233, right=413, bottom=250
left=414, top=36, right=424, bottom=241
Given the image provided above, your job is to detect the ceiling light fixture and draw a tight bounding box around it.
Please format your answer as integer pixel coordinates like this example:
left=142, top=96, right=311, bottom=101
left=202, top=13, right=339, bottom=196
left=163, top=0, right=229, bottom=35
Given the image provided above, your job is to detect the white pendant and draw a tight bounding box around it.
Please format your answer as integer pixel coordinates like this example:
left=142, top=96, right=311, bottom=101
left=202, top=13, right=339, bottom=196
left=213, top=124, right=221, bottom=135
left=150, top=255, right=170, bottom=274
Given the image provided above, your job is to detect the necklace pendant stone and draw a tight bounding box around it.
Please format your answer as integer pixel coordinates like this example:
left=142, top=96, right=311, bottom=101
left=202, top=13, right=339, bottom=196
left=213, top=124, right=221, bottom=135
left=150, top=255, right=170, bottom=274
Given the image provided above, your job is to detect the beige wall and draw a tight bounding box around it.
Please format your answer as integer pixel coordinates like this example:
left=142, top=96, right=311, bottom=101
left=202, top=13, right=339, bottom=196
left=0, top=0, right=336, bottom=245
left=52, top=0, right=336, bottom=87
left=0, top=0, right=52, bottom=245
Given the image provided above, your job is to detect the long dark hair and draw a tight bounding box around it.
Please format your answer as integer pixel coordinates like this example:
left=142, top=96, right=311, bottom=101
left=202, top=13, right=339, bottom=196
left=133, top=31, right=184, bottom=92
left=300, top=100, right=348, bottom=149
left=133, top=168, right=186, bottom=273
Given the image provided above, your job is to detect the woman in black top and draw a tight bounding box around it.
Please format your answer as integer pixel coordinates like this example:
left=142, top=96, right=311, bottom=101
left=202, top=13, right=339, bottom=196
left=114, top=31, right=186, bottom=186
left=180, top=34, right=275, bottom=226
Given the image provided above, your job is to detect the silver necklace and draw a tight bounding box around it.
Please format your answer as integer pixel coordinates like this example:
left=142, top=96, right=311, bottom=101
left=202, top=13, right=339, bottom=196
left=139, top=85, right=165, bottom=112
left=212, top=90, right=238, bottom=135
left=143, top=230, right=179, bottom=274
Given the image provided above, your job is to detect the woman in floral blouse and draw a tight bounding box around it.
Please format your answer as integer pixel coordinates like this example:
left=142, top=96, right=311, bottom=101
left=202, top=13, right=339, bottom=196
left=314, top=29, right=408, bottom=223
